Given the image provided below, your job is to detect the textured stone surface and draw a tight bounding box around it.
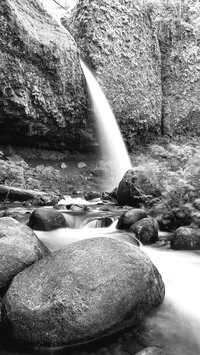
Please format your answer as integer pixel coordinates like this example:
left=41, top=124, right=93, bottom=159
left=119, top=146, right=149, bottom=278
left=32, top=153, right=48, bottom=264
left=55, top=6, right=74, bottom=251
left=116, top=169, right=146, bottom=206
left=171, top=226, right=200, bottom=250
left=0, top=0, right=91, bottom=151
left=67, top=0, right=162, bottom=148
left=117, top=208, right=147, bottom=229
left=2, top=237, right=165, bottom=347
left=129, top=217, right=159, bottom=245
left=28, top=207, right=68, bottom=231
left=0, top=217, right=50, bottom=289
left=160, top=21, right=200, bottom=136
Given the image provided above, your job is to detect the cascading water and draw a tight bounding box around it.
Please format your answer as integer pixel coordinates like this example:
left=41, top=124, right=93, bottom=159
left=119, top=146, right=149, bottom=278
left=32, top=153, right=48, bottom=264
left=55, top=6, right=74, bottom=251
left=80, top=60, right=132, bottom=190
left=79, top=60, right=200, bottom=353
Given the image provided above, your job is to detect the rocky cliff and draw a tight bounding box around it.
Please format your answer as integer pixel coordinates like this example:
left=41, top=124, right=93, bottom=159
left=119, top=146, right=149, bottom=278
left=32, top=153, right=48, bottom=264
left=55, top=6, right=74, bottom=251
left=0, top=0, right=92, bottom=151
left=159, top=20, right=200, bottom=136
left=66, top=0, right=162, bottom=149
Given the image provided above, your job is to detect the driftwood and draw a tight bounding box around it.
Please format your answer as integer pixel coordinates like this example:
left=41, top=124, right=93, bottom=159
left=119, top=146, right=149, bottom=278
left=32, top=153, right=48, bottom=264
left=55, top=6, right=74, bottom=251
left=0, top=185, right=56, bottom=203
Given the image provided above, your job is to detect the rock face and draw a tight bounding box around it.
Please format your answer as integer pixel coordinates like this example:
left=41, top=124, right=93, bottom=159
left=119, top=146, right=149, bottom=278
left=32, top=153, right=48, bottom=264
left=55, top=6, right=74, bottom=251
left=28, top=207, right=68, bottom=231
left=0, top=0, right=92, bottom=151
left=2, top=237, right=165, bottom=347
left=67, top=0, right=162, bottom=148
left=0, top=217, right=50, bottom=289
left=160, top=20, right=200, bottom=136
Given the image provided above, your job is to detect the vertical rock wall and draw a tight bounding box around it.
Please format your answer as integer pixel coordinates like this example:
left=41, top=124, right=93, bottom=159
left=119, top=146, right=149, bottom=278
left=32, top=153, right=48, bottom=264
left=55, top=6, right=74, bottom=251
left=160, top=20, right=200, bottom=136
left=0, top=0, right=92, bottom=151
left=67, top=0, right=162, bottom=149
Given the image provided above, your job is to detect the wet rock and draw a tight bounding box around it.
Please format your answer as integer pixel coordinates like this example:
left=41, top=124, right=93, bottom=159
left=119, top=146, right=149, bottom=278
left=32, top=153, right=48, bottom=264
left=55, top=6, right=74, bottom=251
left=117, top=208, right=147, bottom=230
left=171, top=227, right=200, bottom=250
left=116, top=170, right=146, bottom=207
left=84, top=191, right=102, bottom=201
left=28, top=207, right=68, bottom=231
left=2, top=238, right=165, bottom=347
left=129, top=217, right=159, bottom=245
left=135, top=346, right=165, bottom=355
left=0, top=0, right=91, bottom=151
left=0, top=217, right=50, bottom=289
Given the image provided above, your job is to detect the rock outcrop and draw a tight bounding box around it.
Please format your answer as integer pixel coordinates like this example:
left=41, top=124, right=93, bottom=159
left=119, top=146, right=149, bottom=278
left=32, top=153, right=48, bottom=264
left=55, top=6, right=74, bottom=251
left=2, top=237, right=165, bottom=347
left=67, top=0, right=162, bottom=148
left=0, top=0, right=92, bottom=151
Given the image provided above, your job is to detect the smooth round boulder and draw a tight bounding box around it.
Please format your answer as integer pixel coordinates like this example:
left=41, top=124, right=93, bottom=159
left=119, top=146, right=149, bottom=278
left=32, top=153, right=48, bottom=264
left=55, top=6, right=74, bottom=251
left=2, top=237, right=165, bottom=347
left=116, top=170, right=146, bottom=207
left=0, top=217, right=50, bottom=289
left=116, top=208, right=147, bottom=230
left=129, top=218, right=159, bottom=245
left=171, top=227, right=200, bottom=250
left=28, top=207, right=68, bottom=231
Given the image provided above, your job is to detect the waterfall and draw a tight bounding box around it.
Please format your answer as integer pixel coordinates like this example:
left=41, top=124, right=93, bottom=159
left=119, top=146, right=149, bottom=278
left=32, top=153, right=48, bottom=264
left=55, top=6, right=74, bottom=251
left=80, top=60, right=132, bottom=190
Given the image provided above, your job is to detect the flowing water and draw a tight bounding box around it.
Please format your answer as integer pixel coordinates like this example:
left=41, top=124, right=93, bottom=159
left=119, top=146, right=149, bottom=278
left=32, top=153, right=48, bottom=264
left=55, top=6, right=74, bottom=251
left=80, top=60, right=132, bottom=189
left=142, top=245, right=200, bottom=355
left=34, top=226, right=200, bottom=354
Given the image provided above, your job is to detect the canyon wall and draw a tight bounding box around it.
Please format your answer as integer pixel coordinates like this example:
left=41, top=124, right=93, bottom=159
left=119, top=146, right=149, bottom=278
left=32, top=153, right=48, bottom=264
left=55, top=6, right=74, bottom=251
left=66, top=0, right=162, bottom=149
left=0, top=0, right=92, bottom=151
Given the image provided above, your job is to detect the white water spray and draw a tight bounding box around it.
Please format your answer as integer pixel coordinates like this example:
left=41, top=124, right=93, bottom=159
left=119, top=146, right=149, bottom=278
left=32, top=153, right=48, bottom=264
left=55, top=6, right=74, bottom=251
left=80, top=60, right=131, bottom=189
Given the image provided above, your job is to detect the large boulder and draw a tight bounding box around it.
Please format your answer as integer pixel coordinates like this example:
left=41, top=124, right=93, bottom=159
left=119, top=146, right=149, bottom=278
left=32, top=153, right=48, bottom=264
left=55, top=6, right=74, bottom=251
left=67, top=0, right=162, bottom=148
left=2, top=237, right=165, bottom=347
left=28, top=207, right=68, bottom=231
left=171, top=226, right=200, bottom=250
left=116, top=169, right=146, bottom=206
left=0, top=217, right=50, bottom=289
left=0, top=0, right=92, bottom=151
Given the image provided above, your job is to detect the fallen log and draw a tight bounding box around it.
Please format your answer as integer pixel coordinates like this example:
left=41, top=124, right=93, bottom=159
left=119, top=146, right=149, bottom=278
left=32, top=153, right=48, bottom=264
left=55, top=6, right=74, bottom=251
left=0, top=185, right=58, bottom=204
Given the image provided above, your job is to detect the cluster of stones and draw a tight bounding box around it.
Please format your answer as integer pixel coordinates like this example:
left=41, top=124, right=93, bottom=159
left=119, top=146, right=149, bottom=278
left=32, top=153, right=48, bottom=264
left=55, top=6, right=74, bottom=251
left=0, top=171, right=167, bottom=354
left=1, top=169, right=199, bottom=353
